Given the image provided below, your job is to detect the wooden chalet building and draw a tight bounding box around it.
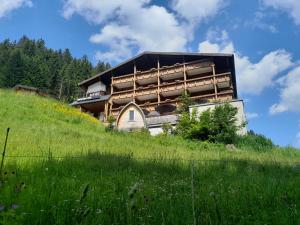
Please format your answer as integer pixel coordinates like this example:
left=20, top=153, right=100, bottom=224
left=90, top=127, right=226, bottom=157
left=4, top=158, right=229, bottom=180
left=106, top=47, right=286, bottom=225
left=72, top=52, right=246, bottom=134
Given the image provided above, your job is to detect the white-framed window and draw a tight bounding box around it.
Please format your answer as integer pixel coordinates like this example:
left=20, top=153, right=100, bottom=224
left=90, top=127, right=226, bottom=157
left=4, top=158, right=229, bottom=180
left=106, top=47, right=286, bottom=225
left=129, top=110, right=135, bottom=121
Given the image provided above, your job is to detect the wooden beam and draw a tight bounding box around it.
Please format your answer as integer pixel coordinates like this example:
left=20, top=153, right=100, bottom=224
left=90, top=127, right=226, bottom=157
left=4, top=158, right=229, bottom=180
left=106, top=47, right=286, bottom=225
left=104, top=102, right=108, bottom=121
left=212, top=64, right=217, bottom=100
left=157, top=57, right=161, bottom=104
left=184, top=63, right=187, bottom=94
left=133, top=62, right=136, bottom=103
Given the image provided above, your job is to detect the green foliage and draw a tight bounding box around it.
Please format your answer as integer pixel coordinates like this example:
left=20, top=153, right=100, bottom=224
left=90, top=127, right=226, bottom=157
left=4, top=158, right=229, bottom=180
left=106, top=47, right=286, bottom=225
left=0, top=36, right=110, bottom=102
left=105, top=115, right=116, bottom=132
left=176, top=103, right=243, bottom=144
left=176, top=92, right=195, bottom=114
left=162, top=122, right=173, bottom=135
left=235, top=130, right=275, bottom=151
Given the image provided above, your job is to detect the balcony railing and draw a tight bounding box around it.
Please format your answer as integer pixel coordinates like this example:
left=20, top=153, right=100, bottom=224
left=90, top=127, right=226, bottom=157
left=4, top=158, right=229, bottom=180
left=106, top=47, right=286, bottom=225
left=135, top=85, right=158, bottom=101
left=136, top=68, right=158, bottom=85
left=160, top=63, right=184, bottom=81
left=112, top=73, right=134, bottom=89
left=186, top=61, right=213, bottom=77
left=111, top=90, right=134, bottom=104
left=160, top=81, right=185, bottom=97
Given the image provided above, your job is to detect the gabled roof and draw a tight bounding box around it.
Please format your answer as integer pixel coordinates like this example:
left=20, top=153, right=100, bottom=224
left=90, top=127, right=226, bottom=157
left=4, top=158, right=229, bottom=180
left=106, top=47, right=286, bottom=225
left=13, top=84, right=38, bottom=91
left=79, top=51, right=237, bottom=98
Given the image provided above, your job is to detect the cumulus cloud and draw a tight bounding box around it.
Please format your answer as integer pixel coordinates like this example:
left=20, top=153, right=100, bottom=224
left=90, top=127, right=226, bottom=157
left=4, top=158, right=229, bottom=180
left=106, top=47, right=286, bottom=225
left=198, top=29, right=294, bottom=95
left=171, top=0, right=226, bottom=24
left=0, top=0, right=32, bottom=18
left=246, top=112, right=259, bottom=119
left=269, top=66, right=300, bottom=114
left=261, top=0, right=300, bottom=25
left=62, top=0, right=225, bottom=63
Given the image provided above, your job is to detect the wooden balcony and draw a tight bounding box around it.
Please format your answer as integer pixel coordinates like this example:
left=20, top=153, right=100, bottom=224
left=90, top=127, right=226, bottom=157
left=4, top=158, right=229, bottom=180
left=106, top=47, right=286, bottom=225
left=216, top=90, right=234, bottom=101
left=187, top=77, right=214, bottom=93
left=160, top=63, right=184, bottom=81
left=135, top=86, right=158, bottom=101
left=186, top=61, right=213, bottom=77
left=216, top=72, right=231, bottom=89
left=136, top=69, right=158, bottom=85
left=111, top=90, right=134, bottom=104
left=140, top=102, right=157, bottom=112
left=160, top=81, right=185, bottom=97
left=112, top=74, right=134, bottom=89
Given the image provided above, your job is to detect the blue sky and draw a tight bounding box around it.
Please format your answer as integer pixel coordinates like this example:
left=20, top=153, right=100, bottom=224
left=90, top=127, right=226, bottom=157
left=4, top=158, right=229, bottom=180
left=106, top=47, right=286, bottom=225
left=1, top=0, right=300, bottom=147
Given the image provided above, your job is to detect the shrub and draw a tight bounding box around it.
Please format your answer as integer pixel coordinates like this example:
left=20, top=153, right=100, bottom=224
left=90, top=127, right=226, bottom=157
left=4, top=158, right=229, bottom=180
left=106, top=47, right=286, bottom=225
left=176, top=92, right=195, bottom=114
left=162, top=122, right=173, bottom=135
left=235, top=131, right=274, bottom=151
left=105, top=115, right=116, bottom=132
left=176, top=103, right=243, bottom=144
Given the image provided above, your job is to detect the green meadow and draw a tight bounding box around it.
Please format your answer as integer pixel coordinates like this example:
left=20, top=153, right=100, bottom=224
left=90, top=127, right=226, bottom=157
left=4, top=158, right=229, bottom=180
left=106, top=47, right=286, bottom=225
left=0, top=90, right=299, bottom=225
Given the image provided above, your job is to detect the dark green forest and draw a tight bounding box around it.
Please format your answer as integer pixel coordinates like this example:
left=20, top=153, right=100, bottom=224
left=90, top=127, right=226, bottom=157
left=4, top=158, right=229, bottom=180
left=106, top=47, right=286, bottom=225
left=0, top=36, right=110, bottom=102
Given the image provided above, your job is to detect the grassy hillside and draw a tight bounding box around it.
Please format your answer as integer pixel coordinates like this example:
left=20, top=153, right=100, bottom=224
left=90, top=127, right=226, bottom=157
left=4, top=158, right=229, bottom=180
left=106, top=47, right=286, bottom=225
left=0, top=90, right=299, bottom=225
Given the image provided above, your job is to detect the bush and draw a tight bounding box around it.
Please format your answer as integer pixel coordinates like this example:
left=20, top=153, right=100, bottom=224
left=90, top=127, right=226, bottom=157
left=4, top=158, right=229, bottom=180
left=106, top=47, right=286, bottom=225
left=235, top=131, right=274, bottom=151
left=176, top=103, right=243, bottom=144
left=176, top=92, right=195, bottom=114
left=105, top=115, right=116, bottom=132
left=162, top=122, right=173, bottom=135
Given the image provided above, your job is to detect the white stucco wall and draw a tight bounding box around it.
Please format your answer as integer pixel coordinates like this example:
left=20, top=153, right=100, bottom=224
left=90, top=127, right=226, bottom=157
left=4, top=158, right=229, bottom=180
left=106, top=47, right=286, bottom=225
left=189, top=100, right=247, bottom=135
left=117, top=105, right=146, bottom=131
left=87, top=81, right=106, bottom=94
left=149, top=127, right=163, bottom=136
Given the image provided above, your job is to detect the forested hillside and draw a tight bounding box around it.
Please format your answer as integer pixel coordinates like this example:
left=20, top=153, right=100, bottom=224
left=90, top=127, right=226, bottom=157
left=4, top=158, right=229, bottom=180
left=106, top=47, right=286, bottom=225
left=0, top=36, right=110, bottom=102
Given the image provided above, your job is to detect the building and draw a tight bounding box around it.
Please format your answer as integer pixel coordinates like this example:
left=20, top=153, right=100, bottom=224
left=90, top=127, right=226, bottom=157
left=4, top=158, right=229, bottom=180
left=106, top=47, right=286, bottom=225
left=72, top=52, right=245, bottom=134
left=13, top=84, right=47, bottom=97
left=13, top=84, right=39, bottom=94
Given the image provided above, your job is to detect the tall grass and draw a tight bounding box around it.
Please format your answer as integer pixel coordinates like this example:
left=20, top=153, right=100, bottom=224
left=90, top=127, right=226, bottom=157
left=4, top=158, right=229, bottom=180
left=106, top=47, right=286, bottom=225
left=0, top=89, right=299, bottom=224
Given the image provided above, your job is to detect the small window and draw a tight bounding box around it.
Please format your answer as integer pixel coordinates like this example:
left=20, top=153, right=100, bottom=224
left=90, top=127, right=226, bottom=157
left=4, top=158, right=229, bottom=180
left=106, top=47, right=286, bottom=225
left=129, top=110, right=135, bottom=121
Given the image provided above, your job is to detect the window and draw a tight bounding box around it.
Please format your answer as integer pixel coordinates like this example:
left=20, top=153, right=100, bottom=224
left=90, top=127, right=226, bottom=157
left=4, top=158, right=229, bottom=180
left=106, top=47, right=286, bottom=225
left=129, top=110, right=135, bottom=121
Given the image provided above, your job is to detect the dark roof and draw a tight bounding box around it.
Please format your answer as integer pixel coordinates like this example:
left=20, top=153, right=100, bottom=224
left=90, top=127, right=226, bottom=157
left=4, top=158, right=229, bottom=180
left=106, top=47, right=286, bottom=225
left=70, top=95, right=110, bottom=106
left=79, top=51, right=237, bottom=98
left=13, top=84, right=38, bottom=91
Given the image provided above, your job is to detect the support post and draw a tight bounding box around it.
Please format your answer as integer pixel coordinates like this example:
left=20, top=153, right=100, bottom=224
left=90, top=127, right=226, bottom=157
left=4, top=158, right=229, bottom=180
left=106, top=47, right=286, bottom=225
left=133, top=62, right=136, bottom=103
left=104, top=102, right=108, bottom=121
left=0, top=128, right=10, bottom=181
left=184, top=62, right=187, bottom=94
left=212, top=64, right=217, bottom=100
left=157, top=57, right=161, bottom=104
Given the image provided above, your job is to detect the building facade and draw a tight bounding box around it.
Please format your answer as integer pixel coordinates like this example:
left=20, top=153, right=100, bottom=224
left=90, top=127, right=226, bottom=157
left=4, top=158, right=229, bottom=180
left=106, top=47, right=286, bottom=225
left=71, top=52, right=245, bottom=134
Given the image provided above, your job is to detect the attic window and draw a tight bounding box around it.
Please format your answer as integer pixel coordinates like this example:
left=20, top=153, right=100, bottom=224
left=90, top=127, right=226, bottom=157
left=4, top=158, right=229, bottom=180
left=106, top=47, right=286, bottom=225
left=129, top=110, right=135, bottom=121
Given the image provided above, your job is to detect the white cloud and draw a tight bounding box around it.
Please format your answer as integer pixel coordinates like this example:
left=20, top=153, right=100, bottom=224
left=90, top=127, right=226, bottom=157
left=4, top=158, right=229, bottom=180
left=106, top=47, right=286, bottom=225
left=269, top=66, right=300, bottom=114
left=261, top=0, right=300, bottom=25
left=246, top=112, right=259, bottom=119
left=0, top=0, right=32, bottom=18
left=62, top=0, right=225, bottom=63
left=198, top=29, right=294, bottom=95
left=89, top=5, right=187, bottom=62
left=171, top=0, right=226, bottom=24
left=244, top=11, right=278, bottom=33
